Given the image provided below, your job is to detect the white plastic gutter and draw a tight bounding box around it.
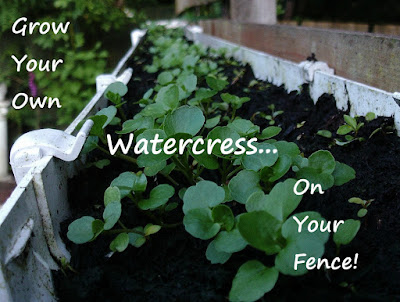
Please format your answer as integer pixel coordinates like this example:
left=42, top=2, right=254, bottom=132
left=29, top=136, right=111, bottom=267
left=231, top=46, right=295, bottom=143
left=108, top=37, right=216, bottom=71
left=185, top=25, right=400, bottom=134
left=0, top=29, right=146, bottom=302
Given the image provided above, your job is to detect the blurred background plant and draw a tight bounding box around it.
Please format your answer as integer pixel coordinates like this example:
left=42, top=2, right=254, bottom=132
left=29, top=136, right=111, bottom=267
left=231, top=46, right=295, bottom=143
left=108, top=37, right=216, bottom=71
left=0, top=0, right=174, bottom=140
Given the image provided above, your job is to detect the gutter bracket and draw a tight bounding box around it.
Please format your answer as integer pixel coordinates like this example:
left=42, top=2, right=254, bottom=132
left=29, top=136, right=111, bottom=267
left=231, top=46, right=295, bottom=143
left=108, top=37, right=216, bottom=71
left=299, top=60, right=334, bottom=82
left=10, top=119, right=93, bottom=184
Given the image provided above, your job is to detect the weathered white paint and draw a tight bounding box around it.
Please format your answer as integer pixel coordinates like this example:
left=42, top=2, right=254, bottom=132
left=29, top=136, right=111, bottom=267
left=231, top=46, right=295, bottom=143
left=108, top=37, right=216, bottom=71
left=10, top=119, right=93, bottom=184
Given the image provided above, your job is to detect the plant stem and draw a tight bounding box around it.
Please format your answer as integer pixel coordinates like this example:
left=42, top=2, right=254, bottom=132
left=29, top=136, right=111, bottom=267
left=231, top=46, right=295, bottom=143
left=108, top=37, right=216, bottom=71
left=227, top=166, right=242, bottom=180
left=104, top=228, right=144, bottom=236
left=160, top=222, right=182, bottom=228
left=193, top=166, right=204, bottom=181
left=97, top=145, right=137, bottom=165
left=161, top=173, right=179, bottom=187
left=117, top=106, right=127, bottom=121
left=231, top=107, right=237, bottom=122
left=127, top=194, right=162, bottom=224
left=172, top=156, right=195, bottom=185
left=118, top=220, right=128, bottom=229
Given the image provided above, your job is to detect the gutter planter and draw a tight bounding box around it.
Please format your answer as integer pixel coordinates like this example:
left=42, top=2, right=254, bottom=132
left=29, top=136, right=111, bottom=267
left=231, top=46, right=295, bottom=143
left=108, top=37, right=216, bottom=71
left=2, top=25, right=400, bottom=301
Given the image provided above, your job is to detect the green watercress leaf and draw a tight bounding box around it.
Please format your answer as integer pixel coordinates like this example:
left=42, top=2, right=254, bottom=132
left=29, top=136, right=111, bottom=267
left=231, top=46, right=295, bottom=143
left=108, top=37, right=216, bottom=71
left=164, top=105, right=205, bottom=136
left=183, top=208, right=221, bottom=240
left=229, top=170, right=262, bottom=204
left=138, top=184, right=175, bottom=210
left=183, top=181, right=225, bottom=214
left=212, top=204, right=234, bottom=231
left=110, top=232, right=129, bottom=252
left=104, top=186, right=121, bottom=206
left=333, top=219, right=361, bottom=246
left=332, top=161, right=356, bottom=186
left=67, top=216, right=95, bottom=244
left=238, top=211, right=282, bottom=254
left=111, top=171, right=147, bottom=197
left=229, top=260, right=279, bottom=302
left=259, top=126, right=282, bottom=139
left=206, top=240, right=231, bottom=264
left=103, top=201, right=121, bottom=230
left=242, top=142, right=278, bottom=171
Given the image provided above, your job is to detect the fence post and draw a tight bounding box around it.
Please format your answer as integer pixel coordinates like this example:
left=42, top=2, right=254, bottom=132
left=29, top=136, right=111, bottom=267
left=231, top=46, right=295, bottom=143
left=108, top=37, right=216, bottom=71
left=0, top=84, right=9, bottom=178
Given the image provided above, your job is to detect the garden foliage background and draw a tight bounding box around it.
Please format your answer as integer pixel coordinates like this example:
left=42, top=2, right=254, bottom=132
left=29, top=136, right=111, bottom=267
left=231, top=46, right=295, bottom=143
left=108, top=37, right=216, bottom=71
left=0, top=0, right=174, bottom=139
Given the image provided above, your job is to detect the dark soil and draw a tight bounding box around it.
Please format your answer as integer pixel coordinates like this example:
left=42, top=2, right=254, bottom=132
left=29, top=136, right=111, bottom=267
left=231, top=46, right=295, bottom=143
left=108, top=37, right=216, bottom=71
left=54, top=36, right=400, bottom=302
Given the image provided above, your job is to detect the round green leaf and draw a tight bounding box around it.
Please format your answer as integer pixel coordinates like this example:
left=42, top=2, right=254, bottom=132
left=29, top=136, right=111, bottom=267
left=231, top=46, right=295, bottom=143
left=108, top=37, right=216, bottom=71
left=144, top=224, right=162, bottom=236
left=242, top=142, right=278, bottom=171
left=261, top=154, right=291, bottom=182
left=157, top=71, right=173, bottom=85
left=275, top=236, right=325, bottom=276
left=357, top=208, right=368, bottom=218
left=228, top=170, right=262, bottom=204
left=281, top=211, right=330, bottom=243
left=164, top=106, right=205, bottom=136
left=189, top=139, right=219, bottom=170
left=144, top=160, right=167, bottom=176
left=229, top=260, right=279, bottom=302
left=111, top=171, right=148, bottom=197
left=206, top=126, right=241, bottom=157
left=206, top=76, right=228, bottom=91
left=204, top=115, right=221, bottom=129
left=95, top=106, right=117, bottom=129
left=103, top=202, right=121, bottom=230
left=128, top=228, right=146, bottom=248
left=332, top=161, right=356, bottom=186
left=212, top=204, right=234, bottom=231
left=214, top=228, right=247, bottom=254
left=183, top=208, right=221, bottom=240
left=227, top=119, right=260, bottom=137
left=104, top=186, right=121, bottom=206
left=155, top=84, right=179, bottom=110
left=308, top=150, right=336, bottom=174
left=245, top=179, right=302, bottom=222
left=138, top=184, right=175, bottom=210
left=365, top=112, right=376, bottom=121
left=177, top=73, right=197, bottom=93
left=206, top=240, right=231, bottom=264
left=259, top=126, right=282, bottom=139
left=104, top=82, right=128, bottom=98
left=317, top=130, right=332, bottom=138
left=183, top=181, right=225, bottom=214
left=116, top=116, right=154, bottom=134
left=67, top=216, right=95, bottom=244
left=238, top=211, right=282, bottom=254
left=82, top=136, right=99, bottom=155
left=110, top=233, right=129, bottom=252
left=136, top=129, right=172, bottom=167
left=272, top=141, right=300, bottom=160
left=337, top=124, right=353, bottom=135
left=333, top=219, right=361, bottom=246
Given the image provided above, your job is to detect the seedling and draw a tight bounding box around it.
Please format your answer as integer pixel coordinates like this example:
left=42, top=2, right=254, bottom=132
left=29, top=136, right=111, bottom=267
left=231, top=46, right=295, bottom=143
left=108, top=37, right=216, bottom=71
left=335, top=113, right=376, bottom=145
left=250, top=104, right=283, bottom=125
left=348, top=197, right=374, bottom=217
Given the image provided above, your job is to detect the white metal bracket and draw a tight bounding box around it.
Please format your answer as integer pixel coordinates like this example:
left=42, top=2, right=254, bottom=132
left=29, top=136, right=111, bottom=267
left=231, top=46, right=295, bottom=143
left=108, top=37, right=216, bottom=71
left=10, top=119, right=93, bottom=184
left=96, top=68, right=133, bottom=92
left=299, top=60, right=334, bottom=82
